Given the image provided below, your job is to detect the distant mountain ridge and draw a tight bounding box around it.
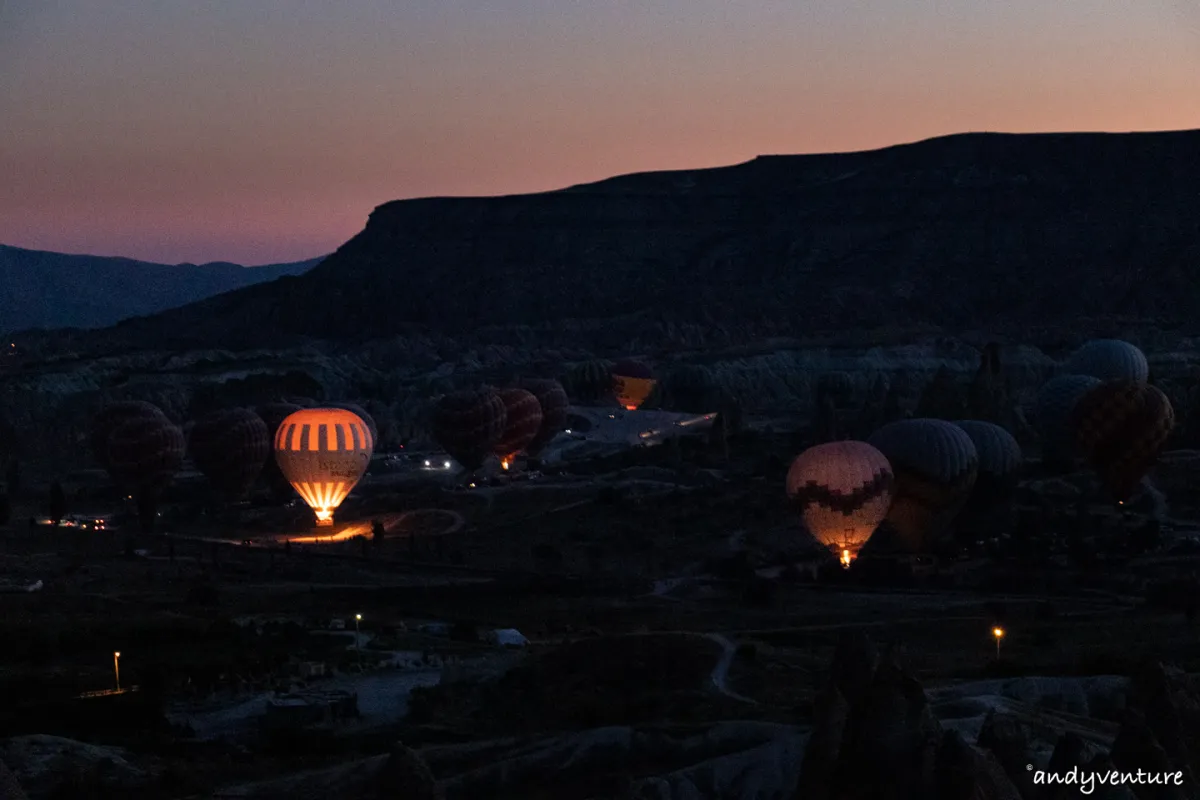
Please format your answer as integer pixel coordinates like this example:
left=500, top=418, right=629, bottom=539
left=0, top=244, right=325, bottom=331
left=26, top=129, right=1200, bottom=350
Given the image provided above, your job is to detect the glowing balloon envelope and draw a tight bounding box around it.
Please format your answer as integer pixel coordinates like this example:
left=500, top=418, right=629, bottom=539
left=612, top=360, right=656, bottom=411
left=273, top=407, right=374, bottom=526
left=786, top=440, right=894, bottom=566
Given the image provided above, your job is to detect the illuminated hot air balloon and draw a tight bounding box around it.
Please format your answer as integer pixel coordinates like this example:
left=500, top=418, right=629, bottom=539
left=492, top=388, right=544, bottom=469
left=564, top=359, right=615, bottom=404
left=431, top=389, right=507, bottom=472
left=106, top=414, right=185, bottom=534
left=329, top=402, right=378, bottom=444
left=519, top=378, right=569, bottom=456
left=1072, top=380, right=1175, bottom=503
left=90, top=401, right=167, bottom=469
left=274, top=407, right=374, bottom=526
left=1064, top=339, right=1149, bottom=385
left=1034, top=374, right=1102, bottom=468
left=612, top=360, right=656, bottom=411
left=786, top=441, right=894, bottom=567
left=187, top=408, right=271, bottom=499
left=867, top=419, right=978, bottom=553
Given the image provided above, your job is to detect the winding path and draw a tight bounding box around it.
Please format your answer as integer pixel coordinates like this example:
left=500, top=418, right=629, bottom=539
left=703, top=633, right=757, bottom=704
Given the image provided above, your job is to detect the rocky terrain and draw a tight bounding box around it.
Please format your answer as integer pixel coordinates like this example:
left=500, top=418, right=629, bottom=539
left=19, top=129, right=1200, bottom=353
left=0, top=244, right=323, bottom=332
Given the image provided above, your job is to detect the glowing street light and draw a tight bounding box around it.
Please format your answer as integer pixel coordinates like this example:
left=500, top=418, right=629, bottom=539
left=354, top=614, right=363, bottom=661
left=113, top=651, right=121, bottom=692
left=992, top=627, right=1005, bottom=660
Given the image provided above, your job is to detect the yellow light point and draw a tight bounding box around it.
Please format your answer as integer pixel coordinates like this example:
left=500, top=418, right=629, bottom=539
left=114, top=651, right=120, bottom=658
left=993, top=627, right=1004, bottom=640
left=355, top=614, right=362, bottom=621
left=501, top=459, right=510, bottom=470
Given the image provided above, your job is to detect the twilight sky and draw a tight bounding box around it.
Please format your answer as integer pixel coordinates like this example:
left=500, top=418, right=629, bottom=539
left=2, top=1, right=1199, bottom=265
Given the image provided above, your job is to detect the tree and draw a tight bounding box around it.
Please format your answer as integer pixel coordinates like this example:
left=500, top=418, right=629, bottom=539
left=48, top=480, right=66, bottom=525
left=372, top=519, right=386, bottom=542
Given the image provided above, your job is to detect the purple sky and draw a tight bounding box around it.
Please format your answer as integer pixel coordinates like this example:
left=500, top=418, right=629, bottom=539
left=2, top=0, right=1199, bottom=265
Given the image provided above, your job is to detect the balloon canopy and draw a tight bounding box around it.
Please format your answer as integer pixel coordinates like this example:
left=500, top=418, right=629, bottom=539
left=106, top=415, right=186, bottom=494
left=867, top=418, right=978, bottom=553
left=274, top=407, right=374, bottom=526
left=91, top=401, right=168, bottom=470
left=492, top=388, right=544, bottom=467
left=188, top=408, right=271, bottom=498
left=519, top=378, right=570, bottom=456
left=431, top=388, right=508, bottom=471
left=1072, top=380, right=1174, bottom=503
left=1063, top=339, right=1149, bottom=385
left=786, top=440, right=894, bottom=566
left=612, top=360, right=656, bottom=411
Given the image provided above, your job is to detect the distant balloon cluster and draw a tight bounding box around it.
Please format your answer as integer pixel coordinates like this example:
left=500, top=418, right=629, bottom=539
left=786, top=338, right=1174, bottom=566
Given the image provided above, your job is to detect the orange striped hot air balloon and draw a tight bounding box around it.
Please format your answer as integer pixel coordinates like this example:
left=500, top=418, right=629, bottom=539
left=1071, top=380, right=1175, bottom=503
left=273, top=407, right=374, bottom=526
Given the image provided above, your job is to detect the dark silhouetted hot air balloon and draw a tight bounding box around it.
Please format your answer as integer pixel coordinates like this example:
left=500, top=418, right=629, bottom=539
left=867, top=418, right=978, bottom=553
left=519, top=378, right=570, bottom=456
left=1034, top=374, right=1101, bottom=468
left=1064, top=339, right=1149, bottom=385
left=612, top=360, right=656, bottom=411
left=329, top=402, right=378, bottom=444
left=256, top=402, right=302, bottom=498
left=106, top=414, right=185, bottom=534
left=1072, top=380, right=1175, bottom=503
left=492, top=388, right=544, bottom=468
left=274, top=407, right=374, bottom=526
left=187, top=408, right=271, bottom=499
left=953, top=420, right=1022, bottom=540
left=90, top=401, right=168, bottom=470
left=431, top=389, right=507, bottom=472
left=564, top=359, right=615, bottom=404
left=786, top=441, right=894, bottom=567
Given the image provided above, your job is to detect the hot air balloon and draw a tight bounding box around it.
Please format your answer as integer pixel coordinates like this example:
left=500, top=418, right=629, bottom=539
left=1064, top=340, right=1149, bottom=385
left=492, top=388, right=544, bottom=469
left=431, top=389, right=507, bottom=472
left=255, top=402, right=302, bottom=498
left=612, top=360, right=656, bottom=411
left=953, top=420, right=1022, bottom=539
left=867, top=419, right=978, bottom=553
left=564, top=359, right=615, bottom=404
left=1072, top=380, right=1175, bottom=503
left=329, top=402, right=378, bottom=444
left=519, top=378, right=569, bottom=456
left=90, top=401, right=168, bottom=469
left=1034, top=374, right=1102, bottom=468
left=274, top=407, right=374, bottom=526
left=106, top=415, right=185, bottom=534
left=786, top=441, right=894, bottom=567
left=187, top=408, right=271, bottom=499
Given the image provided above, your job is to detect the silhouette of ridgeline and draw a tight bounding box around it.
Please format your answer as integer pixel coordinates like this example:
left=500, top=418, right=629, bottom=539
left=77, top=130, right=1200, bottom=349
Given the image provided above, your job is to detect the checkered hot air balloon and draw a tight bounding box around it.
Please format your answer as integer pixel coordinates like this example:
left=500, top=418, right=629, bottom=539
left=431, top=388, right=507, bottom=472
left=1071, top=380, right=1174, bottom=503
left=868, top=418, right=978, bottom=553
left=274, top=407, right=374, bottom=526
left=786, top=441, right=894, bottom=567
left=519, top=378, right=569, bottom=456
left=491, top=388, right=544, bottom=468
left=187, top=408, right=271, bottom=499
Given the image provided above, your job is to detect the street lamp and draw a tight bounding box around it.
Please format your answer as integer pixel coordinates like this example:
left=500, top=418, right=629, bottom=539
left=113, top=651, right=121, bottom=692
left=992, top=627, right=1005, bottom=660
left=355, top=614, right=363, bottom=661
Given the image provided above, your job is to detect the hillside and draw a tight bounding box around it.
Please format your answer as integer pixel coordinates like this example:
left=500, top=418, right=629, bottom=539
left=0, top=244, right=325, bottom=331
left=43, top=130, right=1200, bottom=350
